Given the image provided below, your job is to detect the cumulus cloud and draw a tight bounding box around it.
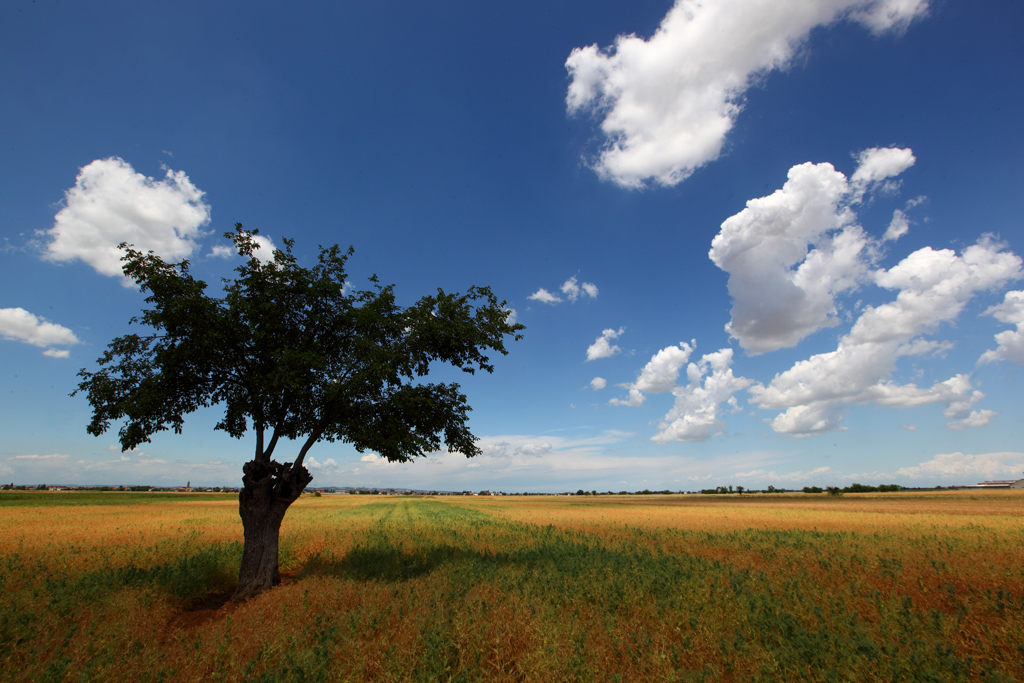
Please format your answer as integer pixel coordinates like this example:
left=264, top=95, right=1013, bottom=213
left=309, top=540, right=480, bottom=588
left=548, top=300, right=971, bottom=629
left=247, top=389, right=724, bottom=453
left=653, top=348, right=753, bottom=442
left=621, top=152, right=1018, bottom=441
left=527, top=288, right=562, bottom=304
left=850, top=146, right=917, bottom=191
left=306, top=456, right=338, bottom=469
left=0, top=307, right=81, bottom=357
left=750, top=238, right=1022, bottom=435
left=589, top=377, right=607, bottom=391
left=853, top=238, right=1020, bottom=344
left=565, top=0, right=928, bottom=187
left=529, top=276, right=598, bottom=305
left=561, top=276, right=598, bottom=302
left=586, top=327, right=625, bottom=361
left=709, top=160, right=879, bottom=353
left=893, top=451, right=1024, bottom=481
left=980, top=290, right=1024, bottom=366
left=610, top=342, right=694, bottom=407
left=43, top=157, right=211, bottom=279
left=884, top=209, right=910, bottom=241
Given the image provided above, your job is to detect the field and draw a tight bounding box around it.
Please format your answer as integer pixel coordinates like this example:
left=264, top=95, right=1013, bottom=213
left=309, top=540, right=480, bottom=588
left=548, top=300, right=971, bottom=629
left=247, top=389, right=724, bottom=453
left=1, top=491, right=1022, bottom=682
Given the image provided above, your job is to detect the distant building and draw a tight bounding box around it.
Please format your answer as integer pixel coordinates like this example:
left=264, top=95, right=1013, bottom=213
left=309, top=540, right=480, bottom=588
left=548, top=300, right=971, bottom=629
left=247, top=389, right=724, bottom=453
left=965, top=473, right=1024, bottom=489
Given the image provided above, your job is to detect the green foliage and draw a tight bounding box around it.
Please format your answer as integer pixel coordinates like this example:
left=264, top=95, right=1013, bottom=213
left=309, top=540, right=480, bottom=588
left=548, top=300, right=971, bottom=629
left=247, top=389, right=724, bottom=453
left=45, top=543, right=240, bottom=609
left=74, top=225, right=524, bottom=469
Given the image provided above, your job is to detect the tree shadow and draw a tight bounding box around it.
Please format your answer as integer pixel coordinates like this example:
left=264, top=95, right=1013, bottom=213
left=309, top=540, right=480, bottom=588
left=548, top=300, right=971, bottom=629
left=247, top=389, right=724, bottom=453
left=301, top=543, right=495, bottom=583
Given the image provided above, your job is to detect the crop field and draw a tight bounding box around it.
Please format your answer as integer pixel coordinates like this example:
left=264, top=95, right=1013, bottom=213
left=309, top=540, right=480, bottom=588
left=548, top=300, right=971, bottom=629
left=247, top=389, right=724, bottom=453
left=1, top=491, right=1022, bottom=682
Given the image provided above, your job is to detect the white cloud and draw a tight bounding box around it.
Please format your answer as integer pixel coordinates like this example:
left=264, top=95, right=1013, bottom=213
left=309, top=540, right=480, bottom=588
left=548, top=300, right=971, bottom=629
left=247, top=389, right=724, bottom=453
left=852, top=238, right=1020, bottom=344
left=565, top=0, right=928, bottom=187
left=43, top=157, right=211, bottom=279
left=750, top=238, right=1022, bottom=435
left=207, top=233, right=275, bottom=264
left=481, top=440, right=555, bottom=458
left=610, top=342, right=693, bottom=406
left=764, top=400, right=846, bottom=436
left=0, top=307, right=81, bottom=356
left=609, top=388, right=646, bottom=408
left=634, top=342, right=694, bottom=393
left=850, top=146, right=917, bottom=190
left=250, top=234, right=276, bottom=264
left=589, top=377, right=607, bottom=391
left=586, top=327, right=624, bottom=361
left=5, top=451, right=237, bottom=486
left=652, top=348, right=754, bottom=442
left=884, top=209, right=910, bottom=241
left=980, top=290, right=1024, bottom=365
left=709, top=160, right=874, bottom=353
left=850, top=0, right=929, bottom=33
left=621, top=152, right=1019, bottom=442
left=893, top=451, right=1024, bottom=481
left=388, top=431, right=777, bottom=492
left=946, top=409, right=996, bottom=431
left=527, top=288, right=562, bottom=304
left=529, top=276, right=598, bottom=305
left=733, top=465, right=832, bottom=483
left=10, top=453, right=70, bottom=462
left=709, top=154, right=1022, bottom=436
left=560, top=276, right=599, bottom=302
left=561, top=276, right=580, bottom=301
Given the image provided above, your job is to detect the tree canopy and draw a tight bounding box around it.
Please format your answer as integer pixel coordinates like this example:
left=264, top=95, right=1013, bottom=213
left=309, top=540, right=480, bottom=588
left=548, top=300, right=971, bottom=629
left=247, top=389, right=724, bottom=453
left=75, top=225, right=524, bottom=598
left=77, top=225, right=523, bottom=468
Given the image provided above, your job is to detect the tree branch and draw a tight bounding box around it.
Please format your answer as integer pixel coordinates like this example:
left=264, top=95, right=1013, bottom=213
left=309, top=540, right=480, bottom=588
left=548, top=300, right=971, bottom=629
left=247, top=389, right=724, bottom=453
left=263, top=428, right=281, bottom=462
left=292, top=423, right=326, bottom=470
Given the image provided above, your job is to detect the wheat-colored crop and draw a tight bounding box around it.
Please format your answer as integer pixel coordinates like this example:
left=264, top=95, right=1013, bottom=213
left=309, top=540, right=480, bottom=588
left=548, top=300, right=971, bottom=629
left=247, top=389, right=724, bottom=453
left=1, top=490, right=1021, bottom=682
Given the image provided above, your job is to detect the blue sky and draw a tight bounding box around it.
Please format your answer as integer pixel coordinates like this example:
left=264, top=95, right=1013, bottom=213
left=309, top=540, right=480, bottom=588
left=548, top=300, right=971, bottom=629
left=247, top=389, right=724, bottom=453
left=2, top=0, right=1022, bottom=491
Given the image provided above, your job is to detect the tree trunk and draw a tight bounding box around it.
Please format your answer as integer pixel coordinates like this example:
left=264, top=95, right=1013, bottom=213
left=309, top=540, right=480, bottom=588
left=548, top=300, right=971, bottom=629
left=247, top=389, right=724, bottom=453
left=233, top=459, right=313, bottom=601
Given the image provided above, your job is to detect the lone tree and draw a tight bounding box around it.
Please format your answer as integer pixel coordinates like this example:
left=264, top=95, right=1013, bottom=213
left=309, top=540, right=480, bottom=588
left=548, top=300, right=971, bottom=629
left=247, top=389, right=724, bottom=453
left=75, top=226, right=524, bottom=600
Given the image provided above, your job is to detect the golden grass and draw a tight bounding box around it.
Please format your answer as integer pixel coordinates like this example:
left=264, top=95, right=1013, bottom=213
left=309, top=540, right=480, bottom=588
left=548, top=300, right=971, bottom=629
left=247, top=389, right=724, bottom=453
left=1, top=491, right=1022, bottom=682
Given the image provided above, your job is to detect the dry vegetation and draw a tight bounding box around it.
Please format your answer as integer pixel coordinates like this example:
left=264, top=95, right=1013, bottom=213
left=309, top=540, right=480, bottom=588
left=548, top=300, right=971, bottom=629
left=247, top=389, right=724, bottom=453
left=1, top=490, right=1022, bottom=682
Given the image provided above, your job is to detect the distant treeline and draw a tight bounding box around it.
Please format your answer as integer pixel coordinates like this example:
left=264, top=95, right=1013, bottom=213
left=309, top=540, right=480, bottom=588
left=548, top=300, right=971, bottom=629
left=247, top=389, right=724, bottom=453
left=1, top=483, right=925, bottom=496
left=698, top=483, right=905, bottom=495
left=1, top=484, right=238, bottom=492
